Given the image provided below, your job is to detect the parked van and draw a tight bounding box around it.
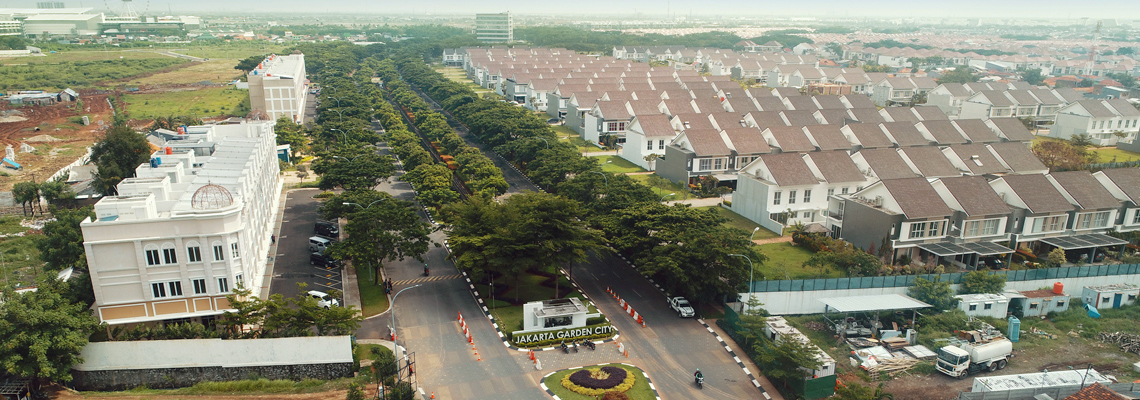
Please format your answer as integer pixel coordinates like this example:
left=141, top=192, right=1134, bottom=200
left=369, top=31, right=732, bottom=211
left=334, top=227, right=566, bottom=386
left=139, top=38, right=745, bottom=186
left=308, top=236, right=332, bottom=253
left=315, top=221, right=339, bottom=238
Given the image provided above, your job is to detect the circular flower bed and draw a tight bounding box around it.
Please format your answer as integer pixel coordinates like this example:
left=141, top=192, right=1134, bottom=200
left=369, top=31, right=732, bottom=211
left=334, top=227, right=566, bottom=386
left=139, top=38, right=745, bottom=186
left=560, top=366, right=636, bottom=396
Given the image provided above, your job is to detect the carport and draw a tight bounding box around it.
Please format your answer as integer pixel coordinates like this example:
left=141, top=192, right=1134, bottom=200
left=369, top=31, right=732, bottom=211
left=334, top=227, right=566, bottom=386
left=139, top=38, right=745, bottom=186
left=917, top=241, right=1013, bottom=270
left=819, top=294, right=931, bottom=339
left=1038, top=233, right=1128, bottom=264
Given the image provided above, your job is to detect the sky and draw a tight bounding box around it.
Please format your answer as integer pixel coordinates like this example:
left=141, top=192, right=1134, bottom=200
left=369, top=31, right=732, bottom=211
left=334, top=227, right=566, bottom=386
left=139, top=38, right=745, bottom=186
left=10, top=0, right=1140, bottom=20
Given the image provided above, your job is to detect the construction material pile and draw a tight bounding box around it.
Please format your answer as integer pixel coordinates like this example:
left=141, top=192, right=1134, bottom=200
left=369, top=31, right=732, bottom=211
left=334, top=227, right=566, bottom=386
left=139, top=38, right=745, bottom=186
left=1098, top=331, right=1140, bottom=355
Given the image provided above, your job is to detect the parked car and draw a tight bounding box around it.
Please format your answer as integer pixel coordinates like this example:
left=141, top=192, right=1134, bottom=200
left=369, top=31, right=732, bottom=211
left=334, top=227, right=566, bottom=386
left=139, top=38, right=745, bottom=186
left=307, top=290, right=340, bottom=309
left=308, top=236, right=332, bottom=253
left=546, top=118, right=560, bottom=124
left=669, top=296, right=695, bottom=317
left=315, top=221, right=339, bottom=237
left=310, top=252, right=341, bottom=268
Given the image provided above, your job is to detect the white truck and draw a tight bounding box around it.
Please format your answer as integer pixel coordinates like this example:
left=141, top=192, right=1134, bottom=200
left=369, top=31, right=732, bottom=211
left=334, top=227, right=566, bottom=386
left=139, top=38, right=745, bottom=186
left=935, top=338, right=1013, bottom=378
left=669, top=297, right=695, bottom=318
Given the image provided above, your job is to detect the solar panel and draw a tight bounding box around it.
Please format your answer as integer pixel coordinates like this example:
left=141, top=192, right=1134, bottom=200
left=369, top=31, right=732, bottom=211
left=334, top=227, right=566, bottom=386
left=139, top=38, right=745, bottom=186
left=918, top=242, right=970, bottom=256
left=1075, top=234, right=1128, bottom=247
left=1040, top=234, right=1125, bottom=250
left=962, top=241, right=1013, bottom=256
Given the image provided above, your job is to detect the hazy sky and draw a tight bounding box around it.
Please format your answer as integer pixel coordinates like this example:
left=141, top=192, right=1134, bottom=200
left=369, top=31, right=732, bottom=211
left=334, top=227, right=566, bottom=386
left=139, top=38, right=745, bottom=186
left=11, top=0, right=1140, bottom=20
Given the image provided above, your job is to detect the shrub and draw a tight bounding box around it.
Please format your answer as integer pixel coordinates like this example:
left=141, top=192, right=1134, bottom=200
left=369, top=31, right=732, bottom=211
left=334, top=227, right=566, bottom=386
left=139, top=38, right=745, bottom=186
left=561, top=366, right=636, bottom=396
left=314, top=191, right=335, bottom=198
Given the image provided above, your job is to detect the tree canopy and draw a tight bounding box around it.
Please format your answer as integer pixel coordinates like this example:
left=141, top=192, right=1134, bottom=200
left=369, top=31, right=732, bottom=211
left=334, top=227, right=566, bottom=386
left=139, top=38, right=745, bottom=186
left=937, top=66, right=978, bottom=84
left=0, top=280, right=99, bottom=382
left=959, top=271, right=1006, bottom=294
left=908, top=276, right=956, bottom=310
left=90, top=122, right=151, bottom=195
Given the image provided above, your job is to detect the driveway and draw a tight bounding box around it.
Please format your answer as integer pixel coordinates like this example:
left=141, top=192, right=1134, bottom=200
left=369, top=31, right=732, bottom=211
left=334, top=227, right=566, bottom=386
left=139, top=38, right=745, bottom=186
left=268, top=189, right=343, bottom=302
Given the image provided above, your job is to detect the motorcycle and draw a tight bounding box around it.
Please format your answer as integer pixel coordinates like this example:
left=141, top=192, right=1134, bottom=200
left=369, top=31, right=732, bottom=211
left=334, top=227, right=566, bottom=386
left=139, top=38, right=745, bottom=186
left=585, top=340, right=596, bottom=350
left=560, top=341, right=569, bottom=354
left=572, top=339, right=579, bottom=353
left=424, top=265, right=430, bottom=276
left=695, top=375, right=704, bottom=389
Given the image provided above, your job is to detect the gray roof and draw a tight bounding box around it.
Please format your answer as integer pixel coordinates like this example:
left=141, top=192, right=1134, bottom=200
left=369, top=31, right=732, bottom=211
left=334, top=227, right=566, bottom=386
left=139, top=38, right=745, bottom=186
left=988, top=142, right=1047, bottom=173
left=816, top=109, right=854, bottom=125
left=975, top=91, right=1015, bottom=107
left=1100, top=168, right=1140, bottom=204
left=627, top=99, right=662, bottom=115
left=846, top=123, right=894, bottom=148
left=805, top=125, right=853, bottom=151
left=1000, top=174, right=1074, bottom=214
left=881, top=177, right=954, bottom=218
left=819, top=294, right=932, bottom=313
left=939, top=83, right=971, bottom=97
left=596, top=100, right=631, bottom=120
left=767, top=126, right=816, bottom=152
left=881, top=122, right=931, bottom=147
left=1106, top=98, right=1140, bottom=117
left=1050, top=171, right=1122, bottom=210
left=632, top=114, right=675, bottom=137
left=848, top=108, right=887, bottom=124
left=912, top=106, right=950, bottom=121
left=785, top=96, right=819, bottom=111
left=1071, top=100, right=1117, bottom=118
left=986, top=118, right=1036, bottom=142
left=760, top=153, right=819, bottom=186
left=947, top=144, right=1008, bottom=175
left=952, top=119, right=1002, bottom=143
left=884, top=107, right=920, bottom=123
left=919, top=120, right=969, bottom=145
left=754, top=96, right=788, bottom=111
left=673, top=113, right=716, bottom=130
left=723, top=127, right=771, bottom=154
left=858, top=148, right=920, bottom=180
left=841, top=94, right=877, bottom=109
left=813, top=95, right=848, bottom=110
left=684, top=128, right=731, bottom=156
left=939, top=176, right=1011, bottom=216
left=901, top=147, right=961, bottom=178
left=781, top=110, right=819, bottom=126
left=808, top=151, right=865, bottom=183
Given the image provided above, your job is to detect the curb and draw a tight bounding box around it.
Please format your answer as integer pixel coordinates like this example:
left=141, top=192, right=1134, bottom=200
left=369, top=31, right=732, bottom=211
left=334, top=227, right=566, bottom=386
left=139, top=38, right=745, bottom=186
left=442, top=239, right=619, bottom=352
left=697, top=318, right=772, bottom=399
left=539, top=363, right=661, bottom=400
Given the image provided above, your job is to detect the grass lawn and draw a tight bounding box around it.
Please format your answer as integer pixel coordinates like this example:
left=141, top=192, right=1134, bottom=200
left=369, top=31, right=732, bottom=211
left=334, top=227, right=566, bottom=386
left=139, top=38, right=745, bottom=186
left=124, top=60, right=244, bottom=86
left=355, top=263, right=390, bottom=317
left=177, top=43, right=289, bottom=60
left=1, top=49, right=169, bottom=65
left=553, top=126, right=609, bottom=153
left=1030, top=135, right=1140, bottom=164
left=756, top=242, right=844, bottom=280
left=0, top=217, right=45, bottom=288
left=478, top=272, right=586, bottom=335
left=123, top=87, right=250, bottom=119
left=434, top=67, right=491, bottom=94
left=628, top=174, right=695, bottom=200
left=694, top=206, right=781, bottom=239
left=544, top=364, right=658, bottom=400
left=595, top=155, right=646, bottom=173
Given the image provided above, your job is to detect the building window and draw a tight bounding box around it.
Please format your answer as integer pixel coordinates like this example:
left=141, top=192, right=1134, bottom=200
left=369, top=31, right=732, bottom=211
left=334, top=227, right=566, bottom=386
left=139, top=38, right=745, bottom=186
left=773, top=191, right=782, bottom=205
left=1056, top=301, right=1065, bottom=308
left=213, top=243, right=225, bottom=261
left=1030, top=215, right=1066, bottom=233
left=803, top=190, right=811, bottom=203
left=841, top=187, right=849, bottom=194
left=908, top=221, right=944, bottom=239
left=1075, top=211, right=1111, bottom=230
left=984, top=303, right=992, bottom=310
left=192, top=279, right=207, bottom=294
left=144, top=246, right=161, bottom=266
left=152, top=281, right=182, bottom=298
left=647, top=140, right=653, bottom=150
left=187, top=245, right=202, bottom=263
left=964, top=219, right=1001, bottom=237
left=606, top=121, right=626, bottom=132
left=658, top=140, right=665, bottom=150
left=236, top=274, right=244, bottom=287
left=231, top=243, right=240, bottom=259
left=1103, top=297, right=1111, bottom=303
left=697, top=158, right=725, bottom=171
left=789, top=190, right=797, bottom=204
left=968, top=304, right=977, bottom=311
left=1029, top=303, right=1039, bottom=309
left=910, top=222, right=926, bottom=239
left=162, top=245, right=178, bottom=265
left=828, top=188, right=835, bottom=196
left=218, top=278, right=229, bottom=293
left=151, top=282, right=166, bottom=298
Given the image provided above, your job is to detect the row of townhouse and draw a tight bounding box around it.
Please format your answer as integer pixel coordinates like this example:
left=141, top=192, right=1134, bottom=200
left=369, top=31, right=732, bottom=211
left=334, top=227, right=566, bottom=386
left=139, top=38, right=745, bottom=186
left=826, top=167, right=1140, bottom=270
left=926, top=82, right=1079, bottom=120
left=1049, top=98, right=1140, bottom=146
left=839, top=44, right=1139, bottom=78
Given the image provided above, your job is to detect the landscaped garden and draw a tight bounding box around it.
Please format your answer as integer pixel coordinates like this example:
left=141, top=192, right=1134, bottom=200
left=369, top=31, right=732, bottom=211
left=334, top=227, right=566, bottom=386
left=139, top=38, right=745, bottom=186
left=472, top=269, right=613, bottom=347
left=628, top=174, right=694, bottom=200
left=595, top=155, right=647, bottom=174
left=545, top=363, right=657, bottom=400
left=694, top=206, right=781, bottom=240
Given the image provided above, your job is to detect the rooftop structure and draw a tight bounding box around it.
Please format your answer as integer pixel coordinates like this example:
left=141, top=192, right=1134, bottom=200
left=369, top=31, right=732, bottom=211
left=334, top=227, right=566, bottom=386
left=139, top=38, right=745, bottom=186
left=971, top=369, right=1110, bottom=392
left=247, top=53, right=307, bottom=124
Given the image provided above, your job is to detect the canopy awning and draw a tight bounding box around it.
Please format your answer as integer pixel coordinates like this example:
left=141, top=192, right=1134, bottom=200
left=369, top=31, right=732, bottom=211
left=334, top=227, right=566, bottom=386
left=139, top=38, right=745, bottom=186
left=1039, top=234, right=1128, bottom=250
left=961, top=241, right=1014, bottom=256
left=819, top=294, right=932, bottom=313
left=919, top=241, right=1013, bottom=256
left=918, top=242, right=971, bottom=256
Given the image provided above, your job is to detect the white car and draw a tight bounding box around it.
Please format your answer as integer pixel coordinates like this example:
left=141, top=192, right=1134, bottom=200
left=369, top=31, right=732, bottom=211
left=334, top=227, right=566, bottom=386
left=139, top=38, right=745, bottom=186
left=669, top=296, right=695, bottom=318
left=308, top=290, right=340, bottom=309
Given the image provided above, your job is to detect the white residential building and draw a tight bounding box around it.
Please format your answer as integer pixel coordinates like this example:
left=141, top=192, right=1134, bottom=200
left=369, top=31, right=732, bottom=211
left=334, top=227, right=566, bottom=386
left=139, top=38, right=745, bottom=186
left=247, top=53, right=308, bottom=124
left=475, top=12, right=512, bottom=43
left=1050, top=99, right=1140, bottom=146
left=80, top=121, right=282, bottom=326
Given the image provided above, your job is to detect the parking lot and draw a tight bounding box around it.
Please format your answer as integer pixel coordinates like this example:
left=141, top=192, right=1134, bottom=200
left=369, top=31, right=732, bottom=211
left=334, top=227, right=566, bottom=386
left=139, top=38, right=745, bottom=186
left=268, top=188, right=343, bottom=302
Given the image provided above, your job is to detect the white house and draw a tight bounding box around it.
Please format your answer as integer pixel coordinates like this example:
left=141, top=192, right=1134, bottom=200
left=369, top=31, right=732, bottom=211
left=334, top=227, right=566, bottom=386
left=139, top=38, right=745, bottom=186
left=621, top=114, right=676, bottom=171
left=1050, top=99, right=1140, bottom=146
left=954, top=293, right=1010, bottom=318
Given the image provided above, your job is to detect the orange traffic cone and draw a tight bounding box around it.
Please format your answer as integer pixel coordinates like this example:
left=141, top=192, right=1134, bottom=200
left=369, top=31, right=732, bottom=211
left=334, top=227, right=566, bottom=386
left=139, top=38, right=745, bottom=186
left=430, top=392, right=435, bottom=399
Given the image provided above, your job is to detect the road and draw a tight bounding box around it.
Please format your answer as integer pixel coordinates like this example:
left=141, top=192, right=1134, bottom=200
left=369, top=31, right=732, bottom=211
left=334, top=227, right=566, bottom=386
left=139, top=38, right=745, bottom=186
left=156, top=50, right=204, bottom=62
left=268, top=189, right=343, bottom=302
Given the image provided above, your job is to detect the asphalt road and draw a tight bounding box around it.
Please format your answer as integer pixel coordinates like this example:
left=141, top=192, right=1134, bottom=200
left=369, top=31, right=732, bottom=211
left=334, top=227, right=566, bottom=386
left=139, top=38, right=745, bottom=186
left=268, top=189, right=343, bottom=302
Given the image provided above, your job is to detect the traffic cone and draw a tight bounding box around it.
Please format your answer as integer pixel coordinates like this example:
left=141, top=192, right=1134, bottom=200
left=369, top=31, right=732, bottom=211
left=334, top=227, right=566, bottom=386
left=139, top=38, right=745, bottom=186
left=430, top=392, right=435, bottom=399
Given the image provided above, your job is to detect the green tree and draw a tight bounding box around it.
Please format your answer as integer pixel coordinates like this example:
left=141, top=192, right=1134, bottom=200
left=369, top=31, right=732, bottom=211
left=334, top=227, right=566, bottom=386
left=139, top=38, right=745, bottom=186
left=1070, top=133, right=1095, bottom=147
left=11, top=181, right=40, bottom=216
left=1116, top=47, right=1134, bottom=56
left=937, top=66, right=978, bottom=84
left=1032, top=140, right=1095, bottom=171
left=1045, top=248, right=1067, bottom=268
left=0, top=280, right=100, bottom=382
left=274, top=116, right=308, bottom=158
left=753, top=325, right=824, bottom=390
left=38, top=179, right=76, bottom=208
left=1019, top=68, right=1045, bottom=86
left=90, top=122, right=151, bottom=195
left=345, top=383, right=365, bottom=400
left=1077, top=78, right=1094, bottom=88
left=36, top=207, right=94, bottom=273
left=908, top=276, right=956, bottom=310
left=835, top=382, right=894, bottom=400
left=959, top=271, right=1006, bottom=294
left=312, top=152, right=396, bottom=191
left=234, top=54, right=267, bottom=72
left=328, top=195, right=433, bottom=286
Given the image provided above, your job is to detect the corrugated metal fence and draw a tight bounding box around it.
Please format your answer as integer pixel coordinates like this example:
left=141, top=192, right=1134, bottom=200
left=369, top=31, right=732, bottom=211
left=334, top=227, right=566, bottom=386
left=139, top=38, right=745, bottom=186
left=749, top=264, right=1140, bottom=293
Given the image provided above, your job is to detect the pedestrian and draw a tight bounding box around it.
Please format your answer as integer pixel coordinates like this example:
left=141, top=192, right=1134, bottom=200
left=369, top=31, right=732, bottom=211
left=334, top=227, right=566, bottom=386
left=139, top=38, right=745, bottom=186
left=271, top=234, right=276, bottom=244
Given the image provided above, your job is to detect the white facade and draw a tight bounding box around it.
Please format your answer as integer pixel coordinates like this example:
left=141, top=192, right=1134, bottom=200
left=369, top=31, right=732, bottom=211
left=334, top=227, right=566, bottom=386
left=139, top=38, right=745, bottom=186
left=954, top=293, right=1010, bottom=318
left=81, top=121, right=283, bottom=326
left=475, top=12, right=512, bottom=43
left=247, top=53, right=308, bottom=124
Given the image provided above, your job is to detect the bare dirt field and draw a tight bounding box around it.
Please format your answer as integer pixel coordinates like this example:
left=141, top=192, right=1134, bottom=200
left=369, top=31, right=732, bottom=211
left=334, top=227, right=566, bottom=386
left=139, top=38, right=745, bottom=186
left=49, top=386, right=377, bottom=400
left=0, top=91, right=115, bottom=190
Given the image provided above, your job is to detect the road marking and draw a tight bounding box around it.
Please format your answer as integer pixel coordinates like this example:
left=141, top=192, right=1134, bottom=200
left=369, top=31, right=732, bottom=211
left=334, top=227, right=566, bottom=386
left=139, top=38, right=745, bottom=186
left=631, top=289, right=642, bottom=297
left=393, top=274, right=462, bottom=285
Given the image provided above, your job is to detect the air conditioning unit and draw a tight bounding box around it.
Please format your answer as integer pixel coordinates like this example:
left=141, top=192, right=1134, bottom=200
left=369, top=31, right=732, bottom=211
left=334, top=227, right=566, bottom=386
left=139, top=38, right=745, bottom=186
left=873, top=196, right=884, bottom=207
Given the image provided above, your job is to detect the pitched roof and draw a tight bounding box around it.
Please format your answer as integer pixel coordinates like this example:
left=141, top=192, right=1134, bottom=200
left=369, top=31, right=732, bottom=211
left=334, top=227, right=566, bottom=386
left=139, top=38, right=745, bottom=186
left=785, top=96, right=819, bottom=111
left=1099, top=168, right=1140, bottom=204
left=858, top=148, right=920, bottom=180
left=939, top=176, right=1011, bottom=216
left=632, top=114, right=675, bottom=137
left=808, top=151, right=865, bottom=183
left=881, top=122, right=931, bottom=147
left=749, top=111, right=788, bottom=129
left=723, top=127, right=770, bottom=154
left=1000, top=174, right=1074, bottom=214
left=709, top=112, right=748, bottom=130
left=919, top=120, right=969, bottom=145
left=939, top=83, right=971, bottom=97
left=767, top=126, right=816, bottom=152
left=813, top=95, right=847, bottom=110
left=754, top=96, right=788, bottom=111
left=952, top=119, right=1002, bottom=143
left=1106, top=98, right=1140, bottom=117
left=848, top=108, right=887, bottom=123
left=1071, top=100, right=1117, bottom=118
left=841, top=94, right=877, bottom=109
left=805, top=125, right=852, bottom=151
left=760, top=153, right=819, bottom=186
left=901, top=147, right=961, bottom=178
left=781, top=110, right=819, bottom=126
left=988, top=142, right=1047, bottom=173
left=846, top=123, right=894, bottom=148
left=881, top=178, right=954, bottom=219
left=662, top=98, right=696, bottom=115
left=947, top=144, right=1008, bottom=175
left=626, top=99, right=661, bottom=116
left=1050, top=171, right=1122, bottom=210
left=1064, top=382, right=1128, bottom=400
left=816, top=109, right=854, bottom=125
left=986, top=118, right=1036, bottom=142
left=683, top=128, right=731, bottom=156
left=884, top=107, right=920, bottom=122
left=596, top=100, right=631, bottom=120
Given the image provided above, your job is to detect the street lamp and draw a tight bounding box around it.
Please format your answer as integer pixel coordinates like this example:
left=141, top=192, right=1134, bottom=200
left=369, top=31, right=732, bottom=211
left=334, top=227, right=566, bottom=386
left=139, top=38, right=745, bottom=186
left=729, top=254, right=754, bottom=311
left=588, top=171, right=608, bottom=187
left=661, top=192, right=676, bottom=202
left=533, top=137, right=550, bottom=149
left=328, top=96, right=343, bottom=109
left=329, top=128, right=348, bottom=144
left=333, top=154, right=366, bottom=163
left=749, top=226, right=760, bottom=243
left=391, top=284, right=422, bottom=362
left=344, top=198, right=388, bottom=210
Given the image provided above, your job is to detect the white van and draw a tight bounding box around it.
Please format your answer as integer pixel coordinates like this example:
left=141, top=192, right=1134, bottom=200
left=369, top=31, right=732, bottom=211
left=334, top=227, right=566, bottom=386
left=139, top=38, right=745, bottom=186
left=308, top=236, right=331, bottom=253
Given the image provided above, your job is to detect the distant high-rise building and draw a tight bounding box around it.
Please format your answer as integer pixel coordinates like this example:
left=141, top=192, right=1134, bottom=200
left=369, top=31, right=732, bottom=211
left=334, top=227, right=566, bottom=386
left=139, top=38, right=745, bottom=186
left=476, top=12, right=512, bottom=43
left=36, top=1, right=65, bottom=9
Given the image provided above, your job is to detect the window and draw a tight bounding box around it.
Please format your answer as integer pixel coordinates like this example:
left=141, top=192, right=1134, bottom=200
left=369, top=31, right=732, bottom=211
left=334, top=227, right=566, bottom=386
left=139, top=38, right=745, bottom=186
left=841, top=187, right=849, bottom=194
left=647, top=140, right=653, bottom=150
left=162, top=246, right=177, bottom=265
left=697, top=158, right=724, bottom=171
left=1103, top=297, right=1111, bottom=303
left=968, top=304, right=977, bottom=311
left=192, top=279, right=207, bottom=294
left=737, top=156, right=757, bottom=166
left=984, top=303, right=992, bottom=310
left=1056, top=301, right=1065, bottom=308
left=789, top=190, right=797, bottom=204
left=658, top=140, right=665, bottom=150
left=218, top=278, right=229, bottom=293
left=773, top=191, right=782, bottom=205
left=606, top=121, right=626, bottom=132
left=145, top=246, right=161, bottom=266
left=236, top=274, right=244, bottom=287
left=187, top=245, right=202, bottom=263
left=908, top=221, right=944, bottom=239
left=828, top=188, right=835, bottom=197
left=1129, top=294, right=1136, bottom=301
left=1029, top=303, right=1039, bottom=309
left=151, top=282, right=166, bottom=298
left=1030, top=215, right=1066, bottom=233
left=151, top=281, right=182, bottom=298
left=803, top=190, right=811, bottom=203
left=1075, top=211, right=1111, bottom=230
left=231, top=243, right=240, bottom=259
left=964, top=219, right=1001, bottom=237
left=212, top=243, right=225, bottom=261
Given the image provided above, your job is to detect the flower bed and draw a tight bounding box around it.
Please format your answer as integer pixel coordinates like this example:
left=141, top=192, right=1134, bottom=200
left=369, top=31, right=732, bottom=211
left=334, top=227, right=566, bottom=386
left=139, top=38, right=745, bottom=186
left=561, top=366, right=635, bottom=396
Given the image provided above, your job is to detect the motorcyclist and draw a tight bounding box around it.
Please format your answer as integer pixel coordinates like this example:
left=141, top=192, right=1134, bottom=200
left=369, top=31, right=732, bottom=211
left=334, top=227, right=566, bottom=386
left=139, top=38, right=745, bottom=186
left=694, top=369, right=703, bottom=379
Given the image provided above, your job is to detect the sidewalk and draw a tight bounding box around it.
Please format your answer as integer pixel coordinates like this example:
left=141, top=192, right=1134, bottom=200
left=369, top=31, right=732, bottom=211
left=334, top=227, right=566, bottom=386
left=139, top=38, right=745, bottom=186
left=664, top=196, right=730, bottom=207
left=707, top=319, right=786, bottom=399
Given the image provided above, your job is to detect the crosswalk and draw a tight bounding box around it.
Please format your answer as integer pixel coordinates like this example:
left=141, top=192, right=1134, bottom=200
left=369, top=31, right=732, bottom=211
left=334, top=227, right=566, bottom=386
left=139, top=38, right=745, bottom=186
left=393, top=274, right=462, bottom=286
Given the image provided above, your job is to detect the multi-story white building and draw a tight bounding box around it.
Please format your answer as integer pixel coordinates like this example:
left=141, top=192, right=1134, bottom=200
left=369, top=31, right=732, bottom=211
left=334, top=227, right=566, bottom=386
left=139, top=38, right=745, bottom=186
left=80, top=121, right=282, bottom=326
left=475, top=12, right=512, bottom=43
left=247, top=53, right=307, bottom=124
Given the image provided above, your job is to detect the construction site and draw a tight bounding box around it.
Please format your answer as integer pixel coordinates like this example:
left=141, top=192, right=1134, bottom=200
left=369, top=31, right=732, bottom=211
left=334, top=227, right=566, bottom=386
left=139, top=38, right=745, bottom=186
left=0, top=89, right=114, bottom=194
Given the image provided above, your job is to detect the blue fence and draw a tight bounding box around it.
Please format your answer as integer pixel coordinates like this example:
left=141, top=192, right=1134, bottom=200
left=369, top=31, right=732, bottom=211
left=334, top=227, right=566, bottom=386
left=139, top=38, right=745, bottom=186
left=749, top=264, right=1140, bottom=293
